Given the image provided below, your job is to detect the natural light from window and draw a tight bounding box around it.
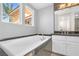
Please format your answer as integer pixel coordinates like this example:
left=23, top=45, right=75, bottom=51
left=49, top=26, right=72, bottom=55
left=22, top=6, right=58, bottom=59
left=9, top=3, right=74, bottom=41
left=24, top=4, right=34, bottom=26
left=1, top=3, right=34, bottom=26
left=2, top=3, right=20, bottom=24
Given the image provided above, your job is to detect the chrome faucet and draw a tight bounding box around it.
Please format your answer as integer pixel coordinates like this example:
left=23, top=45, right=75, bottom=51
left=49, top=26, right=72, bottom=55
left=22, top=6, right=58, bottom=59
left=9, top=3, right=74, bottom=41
left=40, top=34, right=45, bottom=41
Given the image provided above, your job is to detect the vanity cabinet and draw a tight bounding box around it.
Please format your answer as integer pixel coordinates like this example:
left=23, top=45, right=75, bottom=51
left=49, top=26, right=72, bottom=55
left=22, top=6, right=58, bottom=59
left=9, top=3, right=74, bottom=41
left=54, top=5, right=79, bottom=56
left=52, top=35, right=66, bottom=41
left=67, top=36, right=79, bottom=43
left=53, top=40, right=66, bottom=55
left=52, top=35, right=67, bottom=55
left=67, top=42, right=79, bottom=56
left=52, top=35, right=79, bottom=56
left=66, top=36, right=79, bottom=56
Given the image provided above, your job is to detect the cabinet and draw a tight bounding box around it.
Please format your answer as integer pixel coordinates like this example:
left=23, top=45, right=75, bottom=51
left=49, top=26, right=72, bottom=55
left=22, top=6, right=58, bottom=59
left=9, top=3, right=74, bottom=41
left=53, top=40, right=66, bottom=55
left=66, top=36, right=79, bottom=56
left=52, top=35, right=67, bottom=55
left=67, top=42, right=79, bottom=56
left=52, top=35, right=79, bottom=56
left=52, top=35, right=66, bottom=41
left=67, top=36, right=79, bottom=43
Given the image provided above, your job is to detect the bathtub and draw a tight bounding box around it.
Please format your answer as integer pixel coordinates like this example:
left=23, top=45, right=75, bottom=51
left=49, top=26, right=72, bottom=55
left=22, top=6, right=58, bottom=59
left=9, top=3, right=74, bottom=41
left=0, top=35, right=51, bottom=56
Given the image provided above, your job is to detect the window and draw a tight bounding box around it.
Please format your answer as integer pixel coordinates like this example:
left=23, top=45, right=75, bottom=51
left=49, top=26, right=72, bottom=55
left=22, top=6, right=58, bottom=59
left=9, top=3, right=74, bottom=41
left=24, top=4, right=34, bottom=26
left=2, top=3, right=20, bottom=24
left=1, top=3, right=34, bottom=26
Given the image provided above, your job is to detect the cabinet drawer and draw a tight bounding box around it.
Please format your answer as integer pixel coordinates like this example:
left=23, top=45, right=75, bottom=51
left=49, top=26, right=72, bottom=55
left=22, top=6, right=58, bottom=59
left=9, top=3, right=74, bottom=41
left=52, top=35, right=66, bottom=41
left=67, top=36, right=79, bottom=43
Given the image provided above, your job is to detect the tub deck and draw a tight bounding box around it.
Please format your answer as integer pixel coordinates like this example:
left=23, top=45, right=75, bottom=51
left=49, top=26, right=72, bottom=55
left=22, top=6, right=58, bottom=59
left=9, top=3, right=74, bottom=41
left=0, top=35, right=51, bottom=56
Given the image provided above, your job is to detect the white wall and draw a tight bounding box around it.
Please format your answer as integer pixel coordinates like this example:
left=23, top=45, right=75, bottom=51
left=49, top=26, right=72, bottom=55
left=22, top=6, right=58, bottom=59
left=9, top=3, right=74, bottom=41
left=37, top=4, right=54, bottom=34
left=0, top=3, right=54, bottom=40
left=0, top=4, right=37, bottom=40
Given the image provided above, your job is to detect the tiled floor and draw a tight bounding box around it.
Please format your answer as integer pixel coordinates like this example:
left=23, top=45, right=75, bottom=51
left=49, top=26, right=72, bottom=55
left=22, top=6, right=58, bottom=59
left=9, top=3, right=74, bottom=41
left=35, top=49, right=63, bottom=56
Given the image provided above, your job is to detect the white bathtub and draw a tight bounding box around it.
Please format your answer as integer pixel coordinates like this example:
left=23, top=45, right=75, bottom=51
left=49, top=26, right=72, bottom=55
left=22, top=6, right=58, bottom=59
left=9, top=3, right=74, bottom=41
left=0, top=35, right=51, bottom=56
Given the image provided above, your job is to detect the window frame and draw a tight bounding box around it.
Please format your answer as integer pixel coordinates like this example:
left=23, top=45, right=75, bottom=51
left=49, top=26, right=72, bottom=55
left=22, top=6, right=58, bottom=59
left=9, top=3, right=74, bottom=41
left=23, top=4, right=34, bottom=26
left=1, top=3, right=21, bottom=24
left=0, top=3, right=34, bottom=26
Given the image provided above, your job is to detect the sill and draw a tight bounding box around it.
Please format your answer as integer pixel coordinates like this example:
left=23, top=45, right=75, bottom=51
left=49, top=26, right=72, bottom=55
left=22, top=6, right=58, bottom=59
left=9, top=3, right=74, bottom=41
left=0, top=21, right=35, bottom=27
left=24, top=24, right=34, bottom=27
left=1, top=21, right=22, bottom=25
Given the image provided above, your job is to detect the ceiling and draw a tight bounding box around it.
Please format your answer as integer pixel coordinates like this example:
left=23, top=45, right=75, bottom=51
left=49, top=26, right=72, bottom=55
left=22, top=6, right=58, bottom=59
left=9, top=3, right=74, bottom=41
left=29, top=3, right=53, bottom=10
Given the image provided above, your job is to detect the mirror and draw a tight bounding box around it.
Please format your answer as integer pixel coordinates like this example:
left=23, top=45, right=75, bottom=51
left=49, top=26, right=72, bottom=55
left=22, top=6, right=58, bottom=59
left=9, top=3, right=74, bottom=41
left=54, top=3, right=79, bottom=35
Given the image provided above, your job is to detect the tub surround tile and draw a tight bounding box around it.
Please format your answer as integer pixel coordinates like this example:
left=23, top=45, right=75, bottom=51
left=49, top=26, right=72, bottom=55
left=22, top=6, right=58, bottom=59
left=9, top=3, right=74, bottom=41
left=0, top=34, right=52, bottom=41
left=0, top=34, right=37, bottom=41
left=38, top=34, right=52, bottom=36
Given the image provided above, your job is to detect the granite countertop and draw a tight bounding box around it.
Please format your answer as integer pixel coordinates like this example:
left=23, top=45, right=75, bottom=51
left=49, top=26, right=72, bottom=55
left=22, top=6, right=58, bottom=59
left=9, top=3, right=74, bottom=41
left=52, top=34, right=79, bottom=36
left=53, top=31, right=79, bottom=36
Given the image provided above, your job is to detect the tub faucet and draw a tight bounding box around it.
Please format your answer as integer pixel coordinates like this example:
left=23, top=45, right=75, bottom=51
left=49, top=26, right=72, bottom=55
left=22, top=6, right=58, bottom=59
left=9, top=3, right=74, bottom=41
left=41, top=34, right=45, bottom=40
